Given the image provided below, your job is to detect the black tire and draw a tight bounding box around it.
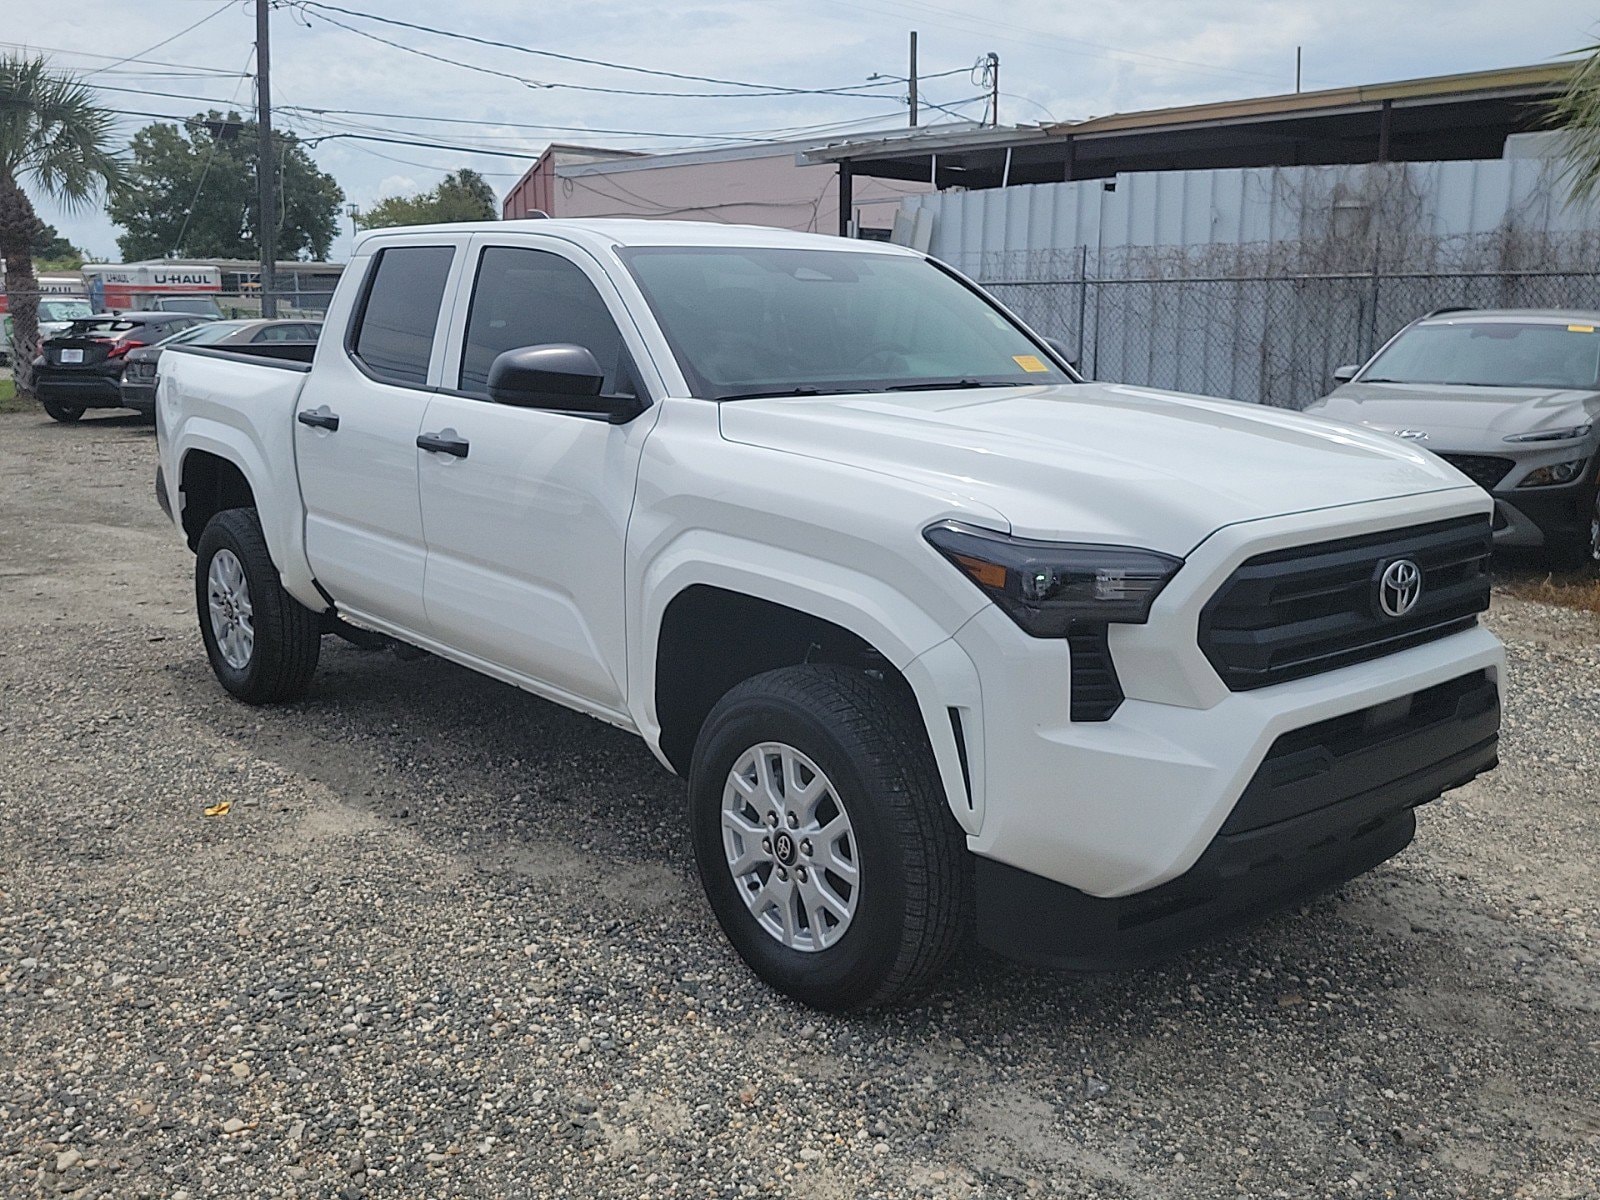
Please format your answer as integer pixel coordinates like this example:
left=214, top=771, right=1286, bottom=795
left=40, top=398, right=84, bottom=423
left=689, top=664, right=970, bottom=1010
left=195, top=508, right=322, bottom=704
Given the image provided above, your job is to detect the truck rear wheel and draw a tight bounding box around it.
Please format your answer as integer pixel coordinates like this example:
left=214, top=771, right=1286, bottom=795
left=195, top=508, right=322, bottom=704
left=688, top=665, right=969, bottom=1010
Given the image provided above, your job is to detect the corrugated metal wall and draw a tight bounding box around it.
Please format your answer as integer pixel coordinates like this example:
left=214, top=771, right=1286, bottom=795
left=894, top=153, right=1600, bottom=406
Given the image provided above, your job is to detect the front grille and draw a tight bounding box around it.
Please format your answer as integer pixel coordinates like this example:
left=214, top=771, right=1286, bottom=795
left=1437, top=453, right=1514, bottom=492
left=1199, top=517, right=1491, bottom=691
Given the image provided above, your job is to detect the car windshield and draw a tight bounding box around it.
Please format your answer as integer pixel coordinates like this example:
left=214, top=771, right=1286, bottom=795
left=1362, top=320, right=1600, bottom=389
left=618, top=246, right=1074, bottom=400
left=39, top=300, right=93, bottom=322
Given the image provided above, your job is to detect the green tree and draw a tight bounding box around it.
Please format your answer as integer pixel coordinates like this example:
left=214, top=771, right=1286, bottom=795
left=33, top=222, right=84, bottom=268
left=0, top=54, right=123, bottom=400
left=109, top=111, right=344, bottom=262
left=360, top=168, right=498, bottom=229
left=1552, top=43, right=1600, bottom=200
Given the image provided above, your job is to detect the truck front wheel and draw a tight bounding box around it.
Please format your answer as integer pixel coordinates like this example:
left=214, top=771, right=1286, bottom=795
left=688, top=665, right=969, bottom=1010
left=195, top=508, right=321, bottom=704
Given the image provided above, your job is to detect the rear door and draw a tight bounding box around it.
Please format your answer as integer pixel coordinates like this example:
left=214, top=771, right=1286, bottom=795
left=416, top=235, right=661, bottom=712
left=296, top=236, right=467, bottom=633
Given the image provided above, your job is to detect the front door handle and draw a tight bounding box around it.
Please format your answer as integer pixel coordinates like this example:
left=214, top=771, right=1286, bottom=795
left=417, top=431, right=470, bottom=459
left=297, top=407, right=340, bottom=431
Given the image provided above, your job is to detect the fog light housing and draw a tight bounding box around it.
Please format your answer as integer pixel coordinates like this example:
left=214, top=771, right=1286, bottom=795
left=1518, top=458, right=1588, bottom=488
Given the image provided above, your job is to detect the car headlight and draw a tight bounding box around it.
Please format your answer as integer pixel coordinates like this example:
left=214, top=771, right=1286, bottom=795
left=1517, top=458, right=1588, bottom=488
left=924, top=521, right=1181, bottom=637
left=1504, top=425, right=1591, bottom=443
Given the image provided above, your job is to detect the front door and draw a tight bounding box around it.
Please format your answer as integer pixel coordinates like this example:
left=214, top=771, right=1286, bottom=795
left=297, top=240, right=461, bottom=632
left=417, top=239, right=659, bottom=714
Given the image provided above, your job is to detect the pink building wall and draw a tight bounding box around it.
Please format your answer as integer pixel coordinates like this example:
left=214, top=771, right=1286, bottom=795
left=502, top=141, right=928, bottom=236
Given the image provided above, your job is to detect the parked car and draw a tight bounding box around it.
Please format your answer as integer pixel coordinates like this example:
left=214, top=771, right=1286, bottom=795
left=157, top=220, right=1502, bottom=1010
left=1309, top=309, right=1600, bottom=566
left=34, top=312, right=213, bottom=423
left=120, top=319, right=321, bottom=415
left=1, top=297, right=97, bottom=366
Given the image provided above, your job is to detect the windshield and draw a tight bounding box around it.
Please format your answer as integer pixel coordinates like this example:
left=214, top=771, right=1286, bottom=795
left=619, top=246, right=1073, bottom=399
left=158, top=297, right=223, bottom=316
left=1362, top=320, right=1600, bottom=389
left=39, top=299, right=93, bottom=322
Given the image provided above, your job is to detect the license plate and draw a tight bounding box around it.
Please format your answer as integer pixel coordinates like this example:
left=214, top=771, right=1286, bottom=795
left=60, top=348, right=83, bottom=363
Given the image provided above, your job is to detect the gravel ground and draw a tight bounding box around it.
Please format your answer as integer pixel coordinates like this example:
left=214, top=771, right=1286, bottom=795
left=1, top=407, right=1598, bottom=1199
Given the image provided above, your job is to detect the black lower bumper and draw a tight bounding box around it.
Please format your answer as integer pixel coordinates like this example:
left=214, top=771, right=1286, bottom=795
left=976, top=670, right=1499, bottom=971
left=120, top=383, right=156, bottom=414
left=1492, top=479, right=1597, bottom=544
left=36, top=374, right=124, bottom=408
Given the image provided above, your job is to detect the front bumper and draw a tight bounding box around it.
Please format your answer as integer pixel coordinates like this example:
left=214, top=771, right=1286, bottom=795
left=1488, top=478, right=1597, bottom=549
left=976, top=669, right=1498, bottom=969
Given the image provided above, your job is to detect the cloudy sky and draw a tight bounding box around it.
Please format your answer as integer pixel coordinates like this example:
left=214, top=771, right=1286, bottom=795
left=7, top=0, right=1595, bottom=260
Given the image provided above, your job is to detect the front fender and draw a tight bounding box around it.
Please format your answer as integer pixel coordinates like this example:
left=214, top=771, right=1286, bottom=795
left=635, top=535, right=987, bottom=833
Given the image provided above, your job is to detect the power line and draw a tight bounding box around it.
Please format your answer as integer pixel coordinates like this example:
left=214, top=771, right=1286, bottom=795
left=84, top=0, right=238, bottom=78
left=297, top=9, right=902, bottom=101
left=291, top=1, right=914, bottom=98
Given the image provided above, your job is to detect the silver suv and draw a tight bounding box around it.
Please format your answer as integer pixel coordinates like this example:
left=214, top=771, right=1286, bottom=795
left=1308, top=309, right=1600, bottom=566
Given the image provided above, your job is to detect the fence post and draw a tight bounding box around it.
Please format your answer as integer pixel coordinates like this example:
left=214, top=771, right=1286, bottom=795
left=1365, top=233, right=1382, bottom=362
left=1075, top=244, right=1088, bottom=370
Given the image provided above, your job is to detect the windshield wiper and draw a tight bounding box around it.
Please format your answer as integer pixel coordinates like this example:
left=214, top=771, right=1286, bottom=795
left=716, top=386, right=859, bottom=401
left=886, top=379, right=1028, bottom=392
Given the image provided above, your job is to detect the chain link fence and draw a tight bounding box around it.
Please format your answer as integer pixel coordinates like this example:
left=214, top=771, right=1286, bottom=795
left=981, top=256, right=1600, bottom=408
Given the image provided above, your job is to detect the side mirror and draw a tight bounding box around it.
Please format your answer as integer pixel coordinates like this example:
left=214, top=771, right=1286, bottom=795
left=1042, top=337, right=1081, bottom=373
left=1331, top=364, right=1360, bottom=384
left=487, top=343, right=644, bottom=423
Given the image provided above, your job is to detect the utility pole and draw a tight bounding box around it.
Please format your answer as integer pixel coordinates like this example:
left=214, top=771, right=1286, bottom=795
left=908, top=31, right=918, bottom=128
left=987, top=52, right=1000, bottom=127
left=346, top=204, right=360, bottom=257
left=256, top=0, right=277, bottom=317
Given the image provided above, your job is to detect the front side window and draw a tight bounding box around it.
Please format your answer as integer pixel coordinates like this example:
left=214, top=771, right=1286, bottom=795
left=619, top=246, right=1073, bottom=400
left=458, top=246, right=634, bottom=397
left=1363, top=321, right=1600, bottom=390
left=351, top=246, right=454, bottom=386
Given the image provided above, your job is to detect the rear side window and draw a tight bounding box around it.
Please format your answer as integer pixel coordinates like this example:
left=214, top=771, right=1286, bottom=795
left=351, top=246, right=454, bottom=386
left=458, top=246, right=635, bottom=397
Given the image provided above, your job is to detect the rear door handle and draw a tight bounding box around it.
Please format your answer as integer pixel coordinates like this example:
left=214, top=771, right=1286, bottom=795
left=297, top=407, right=340, bottom=431
left=417, top=431, right=469, bottom=458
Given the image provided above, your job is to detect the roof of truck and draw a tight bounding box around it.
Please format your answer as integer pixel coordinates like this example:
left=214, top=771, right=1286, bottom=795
left=352, top=219, right=916, bottom=256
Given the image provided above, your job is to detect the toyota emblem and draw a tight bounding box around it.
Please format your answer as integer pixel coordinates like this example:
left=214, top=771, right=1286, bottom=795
left=1377, top=559, right=1422, bottom=618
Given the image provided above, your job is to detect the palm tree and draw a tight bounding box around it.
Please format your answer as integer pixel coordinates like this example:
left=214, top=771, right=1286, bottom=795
left=1551, top=42, right=1600, bottom=201
left=1, top=55, right=123, bottom=400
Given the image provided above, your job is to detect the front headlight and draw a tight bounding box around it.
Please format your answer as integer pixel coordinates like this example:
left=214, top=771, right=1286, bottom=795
left=1518, top=458, right=1588, bottom=488
left=1504, top=425, right=1591, bottom=443
left=924, top=521, right=1182, bottom=637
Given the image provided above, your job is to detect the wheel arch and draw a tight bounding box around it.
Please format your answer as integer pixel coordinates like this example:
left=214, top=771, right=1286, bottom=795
left=643, top=568, right=985, bottom=835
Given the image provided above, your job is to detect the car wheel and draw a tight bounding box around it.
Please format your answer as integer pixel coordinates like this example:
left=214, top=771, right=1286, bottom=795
left=40, top=398, right=84, bottom=423
left=688, top=664, right=970, bottom=1010
left=195, top=508, right=322, bottom=704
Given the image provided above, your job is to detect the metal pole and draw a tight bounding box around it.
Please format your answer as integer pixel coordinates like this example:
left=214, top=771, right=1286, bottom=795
left=256, top=0, right=277, bottom=317
left=837, top=160, right=853, bottom=238
left=988, top=52, right=1000, bottom=127
left=1295, top=46, right=1302, bottom=94
left=908, top=31, right=918, bottom=128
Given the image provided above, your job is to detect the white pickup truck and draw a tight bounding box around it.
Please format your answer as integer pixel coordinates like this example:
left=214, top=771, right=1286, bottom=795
left=156, top=220, right=1504, bottom=1010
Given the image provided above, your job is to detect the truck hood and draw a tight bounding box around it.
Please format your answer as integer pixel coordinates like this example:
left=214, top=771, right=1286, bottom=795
left=718, top=382, right=1472, bottom=554
left=1306, top=381, right=1600, bottom=449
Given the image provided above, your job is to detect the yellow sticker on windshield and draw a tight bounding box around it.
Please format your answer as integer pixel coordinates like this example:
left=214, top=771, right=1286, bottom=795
left=1569, top=324, right=1595, bottom=333
left=1013, top=354, right=1049, bottom=372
